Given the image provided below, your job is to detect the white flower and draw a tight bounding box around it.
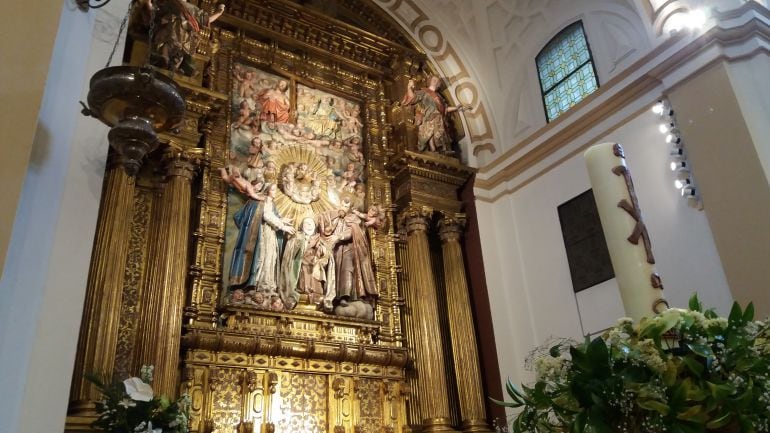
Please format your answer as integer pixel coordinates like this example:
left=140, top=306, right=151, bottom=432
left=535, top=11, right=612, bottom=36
left=706, top=317, right=728, bottom=330
left=616, top=317, right=633, bottom=326
left=637, top=339, right=666, bottom=374
left=118, top=398, right=137, bottom=408
left=134, top=421, right=162, bottom=433
left=124, top=377, right=154, bottom=402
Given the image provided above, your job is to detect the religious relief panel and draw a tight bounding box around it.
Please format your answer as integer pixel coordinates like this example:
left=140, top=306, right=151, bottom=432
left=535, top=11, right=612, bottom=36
left=222, top=63, right=384, bottom=320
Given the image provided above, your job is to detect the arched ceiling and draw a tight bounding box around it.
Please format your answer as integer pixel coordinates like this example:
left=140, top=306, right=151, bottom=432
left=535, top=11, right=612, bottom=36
left=368, top=0, right=657, bottom=166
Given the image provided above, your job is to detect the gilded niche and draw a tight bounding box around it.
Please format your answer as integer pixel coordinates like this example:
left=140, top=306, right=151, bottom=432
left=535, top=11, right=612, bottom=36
left=220, top=63, right=383, bottom=319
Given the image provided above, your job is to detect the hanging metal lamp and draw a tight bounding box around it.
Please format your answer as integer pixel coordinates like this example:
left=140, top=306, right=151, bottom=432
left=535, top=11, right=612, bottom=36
left=80, top=1, right=185, bottom=175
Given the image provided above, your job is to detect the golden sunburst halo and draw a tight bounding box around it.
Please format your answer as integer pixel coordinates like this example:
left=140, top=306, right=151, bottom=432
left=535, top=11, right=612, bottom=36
left=271, top=145, right=338, bottom=226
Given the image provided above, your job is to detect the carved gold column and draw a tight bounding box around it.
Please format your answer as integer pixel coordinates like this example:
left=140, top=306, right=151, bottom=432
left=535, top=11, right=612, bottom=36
left=438, top=215, right=493, bottom=433
left=134, top=149, right=202, bottom=397
left=396, top=220, right=421, bottom=426
left=69, top=157, right=136, bottom=416
left=401, top=205, right=457, bottom=433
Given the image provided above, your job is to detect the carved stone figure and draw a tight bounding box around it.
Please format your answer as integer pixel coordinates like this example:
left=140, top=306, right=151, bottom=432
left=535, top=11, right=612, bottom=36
left=318, top=200, right=383, bottom=312
left=135, top=0, right=226, bottom=76
left=226, top=185, right=266, bottom=292
left=252, top=184, right=295, bottom=296
left=307, top=96, right=342, bottom=138
left=401, top=76, right=468, bottom=155
left=257, top=80, right=291, bottom=123
left=280, top=163, right=321, bottom=204
left=278, top=217, right=336, bottom=310
left=227, top=183, right=294, bottom=307
left=220, top=166, right=263, bottom=200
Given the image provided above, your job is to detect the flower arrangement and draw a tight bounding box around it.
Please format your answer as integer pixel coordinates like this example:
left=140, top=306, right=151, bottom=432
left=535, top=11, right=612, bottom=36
left=86, top=365, right=191, bottom=433
left=497, top=295, right=770, bottom=433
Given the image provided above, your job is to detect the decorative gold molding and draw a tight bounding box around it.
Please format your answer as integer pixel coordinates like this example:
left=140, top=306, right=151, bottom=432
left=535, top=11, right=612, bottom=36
left=214, top=0, right=420, bottom=76
left=114, top=189, right=153, bottom=378
left=183, top=329, right=408, bottom=370
left=390, top=150, right=475, bottom=214
left=437, top=213, right=465, bottom=243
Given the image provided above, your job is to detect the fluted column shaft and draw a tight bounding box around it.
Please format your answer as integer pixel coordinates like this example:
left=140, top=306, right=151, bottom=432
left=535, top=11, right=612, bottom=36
left=70, top=160, right=136, bottom=413
left=439, top=216, right=492, bottom=433
left=401, top=206, right=456, bottom=433
left=396, top=224, right=422, bottom=426
left=134, top=151, right=199, bottom=397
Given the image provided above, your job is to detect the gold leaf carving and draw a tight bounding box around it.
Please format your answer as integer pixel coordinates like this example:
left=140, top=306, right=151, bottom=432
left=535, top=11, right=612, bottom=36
left=115, top=189, right=152, bottom=377
left=209, top=368, right=243, bottom=433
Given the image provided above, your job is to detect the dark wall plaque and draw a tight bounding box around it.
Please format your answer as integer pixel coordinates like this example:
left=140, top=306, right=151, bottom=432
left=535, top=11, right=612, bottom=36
left=557, top=189, right=615, bottom=292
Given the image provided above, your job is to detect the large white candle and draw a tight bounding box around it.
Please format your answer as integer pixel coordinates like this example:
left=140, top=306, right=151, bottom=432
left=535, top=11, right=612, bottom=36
left=584, top=142, right=667, bottom=322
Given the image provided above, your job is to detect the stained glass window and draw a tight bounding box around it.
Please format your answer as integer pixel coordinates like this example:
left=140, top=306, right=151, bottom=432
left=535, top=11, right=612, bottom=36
left=536, top=21, right=599, bottom=122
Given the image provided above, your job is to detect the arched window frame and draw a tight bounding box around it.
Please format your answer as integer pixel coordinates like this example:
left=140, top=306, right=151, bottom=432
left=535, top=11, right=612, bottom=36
left=536, top=21, right=600, bottom=122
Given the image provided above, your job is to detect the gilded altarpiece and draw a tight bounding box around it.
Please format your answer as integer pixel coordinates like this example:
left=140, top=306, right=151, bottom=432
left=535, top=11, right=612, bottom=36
left=172, top=2, right=412, bottom=432
left=69, top=1, right=491, bottom=433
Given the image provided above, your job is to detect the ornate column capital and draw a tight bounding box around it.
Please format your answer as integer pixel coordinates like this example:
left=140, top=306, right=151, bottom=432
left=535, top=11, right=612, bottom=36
left=161, top=148, right=207, bottom=180
left=438, top=213, right=466, bottom=243
left=106, top=153, right=141, bottom=179
left=398, top=205, right=433, bottom=235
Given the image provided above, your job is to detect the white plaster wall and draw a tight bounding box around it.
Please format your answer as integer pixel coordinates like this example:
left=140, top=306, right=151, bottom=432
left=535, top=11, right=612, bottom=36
left=478, top=108, right=733, bottom=388
left=0, top=1, right=128, bottom=432
left=725, top=53, right=770, bottom=183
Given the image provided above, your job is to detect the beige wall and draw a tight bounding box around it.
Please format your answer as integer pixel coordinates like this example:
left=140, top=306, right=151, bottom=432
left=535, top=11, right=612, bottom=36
left=726, top=54, right=770, bottom=185
left=669, top=61, right=770, bottom=317
left=0, top=2, right=64, bottom=277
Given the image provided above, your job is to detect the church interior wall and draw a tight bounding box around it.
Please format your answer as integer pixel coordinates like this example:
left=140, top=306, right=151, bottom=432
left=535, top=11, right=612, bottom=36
left=0, top=1, right=129, bottom=432
left=472, top=2, right=770, bottom=396
left=477, top=106, right=734, bottom=391
left=0, top=0, right=66, bottom=277
left=725, top=53, right=770, bottom=182
left=1, top=1, right=769, bottom=432
left=668, top=59, right=770, bottom=317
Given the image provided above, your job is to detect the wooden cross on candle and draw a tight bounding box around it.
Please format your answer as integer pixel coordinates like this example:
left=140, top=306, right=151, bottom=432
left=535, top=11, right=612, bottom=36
left=610, top=144, right=656, bottom=265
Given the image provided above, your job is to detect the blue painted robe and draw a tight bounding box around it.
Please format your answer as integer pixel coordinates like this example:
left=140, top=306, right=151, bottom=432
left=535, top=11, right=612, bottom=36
left=228, top=199, right=265, bottom=289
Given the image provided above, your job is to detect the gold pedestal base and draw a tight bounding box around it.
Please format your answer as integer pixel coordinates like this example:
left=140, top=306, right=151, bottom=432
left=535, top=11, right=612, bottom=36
left=64, top=414, right=97, bottom=433
left=294, top=293, right=323, bottom=312
left=423, top=417, right=460, bottom=433
left=66, top=400, right=97, bottom=417
left=460, top=419, right=494, bottom=433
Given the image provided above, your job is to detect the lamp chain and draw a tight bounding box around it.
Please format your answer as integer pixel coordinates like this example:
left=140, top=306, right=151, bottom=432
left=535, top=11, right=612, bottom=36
left=145, top=3, right=156, bottom=68
left=104, top=1, right=132, bottom=68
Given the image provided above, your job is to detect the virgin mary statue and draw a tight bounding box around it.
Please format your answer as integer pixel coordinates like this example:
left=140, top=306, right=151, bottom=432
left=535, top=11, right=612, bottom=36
left=228, top=189, right=266, bottom=291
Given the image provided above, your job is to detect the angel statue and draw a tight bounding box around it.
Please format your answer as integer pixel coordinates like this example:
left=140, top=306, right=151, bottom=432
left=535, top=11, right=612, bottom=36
left=133, top=0, right=226, bottom=76
left=400, top=75, right=470, bottom=155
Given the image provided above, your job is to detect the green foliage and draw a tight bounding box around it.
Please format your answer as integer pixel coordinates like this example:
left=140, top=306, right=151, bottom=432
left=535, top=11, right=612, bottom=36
left=496, top=295, right=770, bottom=433
left=86, top=366, right=190, bottom=433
